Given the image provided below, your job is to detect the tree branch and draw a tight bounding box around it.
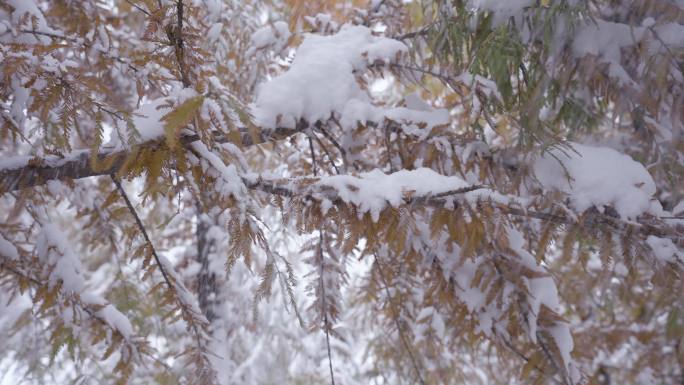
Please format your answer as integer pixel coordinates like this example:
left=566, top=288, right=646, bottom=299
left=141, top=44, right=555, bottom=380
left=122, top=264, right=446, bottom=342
left=19, top=29, right=140, bottom=73
left=110, top=174, right=217, bottom=384
left=0, top=121, right=308, bottom=193
left=124, top=0, right=152, bottom=17
left=2, top=135, right=681, bottom=247
left=173, top=0, right=191, bottom=88
left=245, top=177, right=682, bottom=245
left=111, top=175, right=174, bottom=295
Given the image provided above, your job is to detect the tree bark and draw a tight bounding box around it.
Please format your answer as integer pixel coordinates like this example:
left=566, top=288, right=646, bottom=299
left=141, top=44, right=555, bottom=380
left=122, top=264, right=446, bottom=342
left=196, top=201, right=218, bottom=323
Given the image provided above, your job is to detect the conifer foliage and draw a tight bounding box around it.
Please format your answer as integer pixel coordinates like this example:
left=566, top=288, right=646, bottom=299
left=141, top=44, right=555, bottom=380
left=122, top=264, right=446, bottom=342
left=0, top=1, right=683, bottom=384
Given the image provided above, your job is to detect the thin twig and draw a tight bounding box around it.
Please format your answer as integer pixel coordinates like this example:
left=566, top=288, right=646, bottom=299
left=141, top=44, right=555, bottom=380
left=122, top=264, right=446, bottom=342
left=124, top=0, right=152, bottom=16
left=111, top=175, right=173, bottom=287
left=373, top=253, right=427, bottom=385
left=384, top=125, right=396, bottom=173
left=316, top=123, right=350, bottom=172
left=311, top=136, right=336, bottom=385
left=310, top=131, right=340, bottom=175
left=498, top=334, right=564, bottom=385
left=648, top=26, right=684, bottom=74
left=19, top=29, right=139, bottom=72
left=20, top=29, right=73, bottom=41
left=319, top=232, right=336, bottom=385
left=393, top=21, right=437, bottom=41
left=375, top=267, right=426, bottom=380
left=308, top=136, right=318, bottom=177
left=110, top=175, right=214, bottom=372
left=389, top=63, right=466, bottom=99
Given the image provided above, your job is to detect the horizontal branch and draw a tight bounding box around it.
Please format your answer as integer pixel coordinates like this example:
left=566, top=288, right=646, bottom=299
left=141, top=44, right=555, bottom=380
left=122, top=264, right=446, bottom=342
left=246, top=177, right=683, bottom=245
left=0, top=121, right=308, bottom=193
left=2, top=122, right=681, bottom=246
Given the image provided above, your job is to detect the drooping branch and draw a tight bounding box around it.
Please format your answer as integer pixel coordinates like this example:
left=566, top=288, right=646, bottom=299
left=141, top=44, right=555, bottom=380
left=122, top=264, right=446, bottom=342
left=111, top=175, right=175, bottom=299
left=110, top=175, right=217, bottom=384
left=308, top=140, right=337, bottom=385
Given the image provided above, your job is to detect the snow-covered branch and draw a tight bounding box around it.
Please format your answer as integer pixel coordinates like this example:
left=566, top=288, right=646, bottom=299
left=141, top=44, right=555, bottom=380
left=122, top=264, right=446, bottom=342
left=0, top=122, right=308, bottom=193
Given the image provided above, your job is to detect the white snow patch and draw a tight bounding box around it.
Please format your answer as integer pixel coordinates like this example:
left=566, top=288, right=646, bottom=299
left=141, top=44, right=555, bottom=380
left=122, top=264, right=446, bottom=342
left=467, top=0, right=535, bottom=26
left=97, top=304, right=134, bottom=340
left=0, top=234, right=19, bottom=260
left=248, top=21, right=290, bottom=55
left=131, top=98, right=168, bottom=141
left=315, top=168, right=470, bottom=221
left=533, top=143, right=658, bottom=219
left=36, top=223, right=85, bottom=293
left=252, top=25, right=449, bottom=131
left=572, top=19, right=684, bottom=84
left=646, top=236, right=682, bottom=264
left=82, top=293, right=134, bottom=340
